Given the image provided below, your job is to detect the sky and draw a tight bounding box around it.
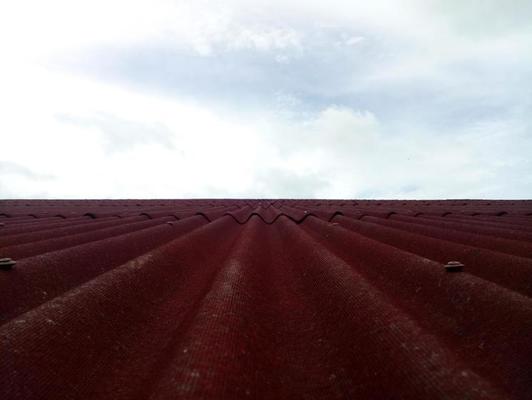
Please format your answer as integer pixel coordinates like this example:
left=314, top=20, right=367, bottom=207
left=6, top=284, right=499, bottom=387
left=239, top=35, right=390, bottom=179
left=1, top=0, right=531, bottom=199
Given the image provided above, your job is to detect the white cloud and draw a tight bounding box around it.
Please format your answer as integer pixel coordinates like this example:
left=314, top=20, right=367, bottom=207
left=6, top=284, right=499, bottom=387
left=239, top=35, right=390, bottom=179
left=261, top=105, right=532, bottom=198
left=1, top=1, right=531, bottom=198
left=56, top=113, right=176, bottom=154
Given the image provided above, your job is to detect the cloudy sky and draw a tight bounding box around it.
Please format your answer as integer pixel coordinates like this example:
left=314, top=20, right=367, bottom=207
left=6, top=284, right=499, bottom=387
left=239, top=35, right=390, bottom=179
left=1, top=0, right=531, bottom=199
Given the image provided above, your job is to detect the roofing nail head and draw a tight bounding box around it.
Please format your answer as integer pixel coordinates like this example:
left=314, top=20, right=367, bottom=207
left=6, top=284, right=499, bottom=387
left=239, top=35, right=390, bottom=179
left=0, top=257, right=16, bottom=271
left=445, top=261, right=464, bottom=272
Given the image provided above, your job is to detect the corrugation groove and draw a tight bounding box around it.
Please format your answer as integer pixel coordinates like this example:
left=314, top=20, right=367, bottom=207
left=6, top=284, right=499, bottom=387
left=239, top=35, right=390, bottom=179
left=301, top=216, right=532, bottom=399
left=1, top=199, right=531, bottom=400
left=276, top=217, right=507, bottom=399
left=361, top=215, right=532, bottom=259
left=0, top=216, right=93, bottom=234
left=389, top=214, right=532, bottom=242
left=0, top=216, right=177, bottom=259
left=334, top=215, right=532, bottom=296
left=0, top=215, right=208, bottom=324
left=0, top=215, right=150, bottom=248
left=420, top=214, right=532, bottom=234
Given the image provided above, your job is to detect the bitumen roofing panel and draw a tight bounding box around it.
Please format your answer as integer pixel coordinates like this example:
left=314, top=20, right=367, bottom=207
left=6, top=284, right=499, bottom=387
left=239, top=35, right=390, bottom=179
left=1, top=199, right=532, bottom=399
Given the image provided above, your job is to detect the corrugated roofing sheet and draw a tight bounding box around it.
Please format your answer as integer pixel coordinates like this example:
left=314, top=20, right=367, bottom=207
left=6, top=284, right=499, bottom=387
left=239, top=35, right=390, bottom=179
left=1, top=199, right=532, bottom=399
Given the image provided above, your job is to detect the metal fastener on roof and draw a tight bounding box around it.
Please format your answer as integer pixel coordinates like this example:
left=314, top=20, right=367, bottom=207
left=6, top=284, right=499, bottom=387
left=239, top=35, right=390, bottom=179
left=0, top=258, right=16, bottom=271
left=445, top=261, right=464, bottom=272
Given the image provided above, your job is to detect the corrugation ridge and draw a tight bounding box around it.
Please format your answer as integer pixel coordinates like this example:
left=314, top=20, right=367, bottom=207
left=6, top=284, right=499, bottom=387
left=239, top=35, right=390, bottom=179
left=0, top=215, right=67, bottom=226
left=334, top=215, right=532, bottom=296
left=273, top=217, right=509, bottom=399
left=350, top=208, right=398, bottom=219
left=428, top=213, right=532, bottom=236
left=362, top=214, right=532, bottom=259
left=483, top=217, right=532, bottom=228
left=195, top=205, right=248, bottom=222
left=0, top=216, right=98, bottom=236
left=0, top=216, right=241, bottom=400
left=142, top=217, right=272, bottom=399
left=82, top=212, right=124, bottom=219
left=0, top=216, right=176, bottom=259
left=193, top=211, right=215, bottom=222
left=220, top=206, right=254, bottom=223
left=0, top=216, right=208, bottom=324
left=257, top=204, right=280, bottom=222
left=143, top=215, right=510, bottom=399
left=0, top=214, right=64, bottom=221
left=389, top=214, right=532, bottom=242
left=426, top=213, right=532, bottom=231
left=301, top=216, right=532, bottom=398
left=286, top=205, right=348, bottom=221
left=0, top=215, right=149, bottom=248
left=440, top=214, right=532, bottom=231
left=469, top=213, right=532, bottom=221
left=425, top=212, right=532, bottom=225
left=130, top=206, right=216, bottom=220
left=223, top=211, right=317, bottom=225
left=1, top=200, right=532, bottom=398
left=0, top=218, right=115, bottom=240
left=278, top=205, right=313, bottom=220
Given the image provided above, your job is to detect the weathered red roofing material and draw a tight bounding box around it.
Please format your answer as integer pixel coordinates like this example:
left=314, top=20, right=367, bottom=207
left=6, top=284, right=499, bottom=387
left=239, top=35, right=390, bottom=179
left=1, top=199, right=532, bottom=399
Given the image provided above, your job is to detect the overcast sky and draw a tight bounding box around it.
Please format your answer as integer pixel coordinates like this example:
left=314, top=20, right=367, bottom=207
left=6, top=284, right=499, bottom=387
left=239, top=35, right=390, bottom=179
left=1, top=0, right=531, bottom=199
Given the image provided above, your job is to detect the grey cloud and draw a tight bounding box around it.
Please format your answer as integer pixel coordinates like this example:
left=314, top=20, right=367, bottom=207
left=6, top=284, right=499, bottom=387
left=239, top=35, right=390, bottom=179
left=55, top=25, right=372, bottom=112
left=56, top=19, right=532, bottom=138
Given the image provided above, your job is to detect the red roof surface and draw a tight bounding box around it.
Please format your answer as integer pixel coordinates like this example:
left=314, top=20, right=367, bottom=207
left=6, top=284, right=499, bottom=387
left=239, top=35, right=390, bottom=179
left=1, top=199, right=532, bottom=399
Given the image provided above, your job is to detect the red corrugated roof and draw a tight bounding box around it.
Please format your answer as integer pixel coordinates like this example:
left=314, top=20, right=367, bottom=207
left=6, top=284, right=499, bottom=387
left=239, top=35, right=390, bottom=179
left=1, top=199, right=531, bottom=399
